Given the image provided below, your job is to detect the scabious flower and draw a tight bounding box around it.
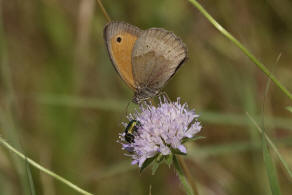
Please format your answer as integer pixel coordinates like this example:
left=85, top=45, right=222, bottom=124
left=119, top=97, right=202, bottom=168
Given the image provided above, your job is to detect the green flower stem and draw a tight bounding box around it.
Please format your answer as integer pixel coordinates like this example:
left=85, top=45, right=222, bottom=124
left=187, top=0, right=292, bottom=101
left=173, top=155, right=197, bottom=195
left=178, top=156, right=199, bottom=195
left=0, top=136, right=94, bottom=195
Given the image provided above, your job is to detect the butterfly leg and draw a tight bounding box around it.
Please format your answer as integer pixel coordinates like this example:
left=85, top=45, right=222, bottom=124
left=159, top=91, right=171, bottom=102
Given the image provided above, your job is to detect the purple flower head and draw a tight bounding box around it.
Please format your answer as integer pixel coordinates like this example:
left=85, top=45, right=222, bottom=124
left=119, top=97, right=202, bottom=168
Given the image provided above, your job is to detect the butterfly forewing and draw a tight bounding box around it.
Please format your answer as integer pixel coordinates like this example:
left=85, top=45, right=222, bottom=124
left=131, top=28, right=187, bottom=90
left=104, top=21, right=142, bottom=89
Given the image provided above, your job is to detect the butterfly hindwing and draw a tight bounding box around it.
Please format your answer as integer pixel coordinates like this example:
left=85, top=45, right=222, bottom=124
left=131, top=28, right=187, bottom=90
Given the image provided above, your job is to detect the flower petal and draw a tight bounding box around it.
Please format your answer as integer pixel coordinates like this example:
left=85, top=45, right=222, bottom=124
left=119, top=96, right=202, bottom=167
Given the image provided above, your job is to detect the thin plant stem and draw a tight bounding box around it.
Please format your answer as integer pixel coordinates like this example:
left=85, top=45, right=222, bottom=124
left=187, top=0, right=292, bottom=102
left=96, top=0, right=111, bottom=22
left=173, top=155, right=195, bottom=195
left=0, top=136, right=94, bottom=195
left=178, top=156, right=199, bottom=195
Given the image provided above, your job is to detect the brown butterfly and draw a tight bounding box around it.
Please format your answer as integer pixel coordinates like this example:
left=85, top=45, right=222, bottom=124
left=104, top=21, right=187, bottom=104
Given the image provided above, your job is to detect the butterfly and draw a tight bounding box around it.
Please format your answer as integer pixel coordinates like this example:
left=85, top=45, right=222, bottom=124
left=104, top=21, right=187, bottom=104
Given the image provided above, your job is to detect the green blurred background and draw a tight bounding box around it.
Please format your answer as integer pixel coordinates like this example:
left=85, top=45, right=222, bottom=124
left=0, top=0, right=292, bottom=194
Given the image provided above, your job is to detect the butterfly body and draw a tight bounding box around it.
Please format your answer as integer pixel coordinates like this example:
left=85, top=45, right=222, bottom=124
left=104, top=21, right=187, bottom=104
left=133, top=86, right=160, bottom=104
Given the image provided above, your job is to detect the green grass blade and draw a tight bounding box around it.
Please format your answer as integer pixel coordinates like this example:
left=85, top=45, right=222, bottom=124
left=187, top=0, right=292, bottom=101
left=262, top=135, right=281, bottom=195
left=0, top=136, right=94, bottom=195
left=246, top=113, right=292, bottom=180
left=25, top=160, right=36, bottom=195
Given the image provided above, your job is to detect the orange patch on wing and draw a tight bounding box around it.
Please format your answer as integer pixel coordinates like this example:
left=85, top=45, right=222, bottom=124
left=111, top=32, right=137, bottom=89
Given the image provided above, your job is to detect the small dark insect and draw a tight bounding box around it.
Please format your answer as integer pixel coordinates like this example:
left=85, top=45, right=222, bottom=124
left=124, top=120, right=141, bottom=143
